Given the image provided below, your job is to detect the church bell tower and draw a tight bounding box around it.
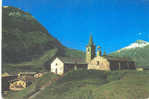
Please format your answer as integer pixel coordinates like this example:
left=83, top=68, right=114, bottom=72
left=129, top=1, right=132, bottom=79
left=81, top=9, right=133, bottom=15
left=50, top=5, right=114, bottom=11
left=86, top=35, right=96, bottom=63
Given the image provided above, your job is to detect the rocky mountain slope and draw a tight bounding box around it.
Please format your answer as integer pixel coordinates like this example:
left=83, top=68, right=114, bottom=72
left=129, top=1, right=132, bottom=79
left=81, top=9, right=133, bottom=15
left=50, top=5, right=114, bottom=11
left=111, top=40, right=149, bottom=67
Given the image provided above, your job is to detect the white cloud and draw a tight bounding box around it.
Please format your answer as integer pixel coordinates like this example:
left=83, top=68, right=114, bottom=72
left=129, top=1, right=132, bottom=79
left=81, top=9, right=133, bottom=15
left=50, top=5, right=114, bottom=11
left=138, top=32, right=142, bottom=35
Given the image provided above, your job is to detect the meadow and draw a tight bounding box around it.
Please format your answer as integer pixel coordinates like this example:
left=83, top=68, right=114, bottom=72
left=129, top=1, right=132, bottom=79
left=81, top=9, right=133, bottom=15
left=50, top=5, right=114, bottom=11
left=4, top=70, right=149, bottom=99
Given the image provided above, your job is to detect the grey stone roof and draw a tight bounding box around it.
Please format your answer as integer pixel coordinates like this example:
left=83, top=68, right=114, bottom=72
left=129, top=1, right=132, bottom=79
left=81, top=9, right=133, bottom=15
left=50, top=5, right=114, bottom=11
left=58, top=57, right=87, bottom=64
left=103, top=56, right=134, bottom=62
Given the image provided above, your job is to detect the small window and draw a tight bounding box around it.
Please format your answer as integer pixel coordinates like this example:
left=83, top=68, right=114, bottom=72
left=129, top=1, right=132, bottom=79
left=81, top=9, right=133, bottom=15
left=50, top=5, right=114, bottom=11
left=56, top=63, right=58, bottom=66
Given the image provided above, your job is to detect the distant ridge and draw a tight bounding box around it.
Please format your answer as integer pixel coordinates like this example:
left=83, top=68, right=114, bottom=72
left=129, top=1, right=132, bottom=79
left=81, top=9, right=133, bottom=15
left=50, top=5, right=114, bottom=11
left=111, top=40, right=149, bottom=67
left=117, top=40, right=149, bottom=52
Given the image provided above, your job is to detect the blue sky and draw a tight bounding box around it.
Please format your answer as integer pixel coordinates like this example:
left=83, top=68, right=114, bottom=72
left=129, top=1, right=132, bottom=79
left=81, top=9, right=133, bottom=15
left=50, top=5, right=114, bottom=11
left=3, top=0, right=149, bottom=53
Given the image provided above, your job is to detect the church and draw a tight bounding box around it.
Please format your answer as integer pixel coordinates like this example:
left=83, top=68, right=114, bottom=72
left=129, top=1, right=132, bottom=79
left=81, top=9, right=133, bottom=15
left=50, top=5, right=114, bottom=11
left=51, top=35, right=136, bottom=75
left=86, top=35, right=136, bottom=71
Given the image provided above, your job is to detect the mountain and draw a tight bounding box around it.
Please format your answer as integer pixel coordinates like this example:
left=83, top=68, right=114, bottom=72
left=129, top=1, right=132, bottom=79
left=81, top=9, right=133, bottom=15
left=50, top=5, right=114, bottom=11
left=117, top=40, right=149, bottom=51
left=2, top=6, right=85, bottom=73
left=110, top=40, right=149, bottom=67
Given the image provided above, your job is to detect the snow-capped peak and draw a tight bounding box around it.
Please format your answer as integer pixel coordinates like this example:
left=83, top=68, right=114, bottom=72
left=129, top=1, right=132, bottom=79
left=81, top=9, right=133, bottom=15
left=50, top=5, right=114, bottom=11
left=117, top=40, right=149, bottom=52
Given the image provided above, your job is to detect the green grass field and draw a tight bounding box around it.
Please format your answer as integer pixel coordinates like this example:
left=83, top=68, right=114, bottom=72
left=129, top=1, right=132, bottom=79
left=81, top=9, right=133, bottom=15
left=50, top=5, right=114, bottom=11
left=4, top=70, right=149, bottom=99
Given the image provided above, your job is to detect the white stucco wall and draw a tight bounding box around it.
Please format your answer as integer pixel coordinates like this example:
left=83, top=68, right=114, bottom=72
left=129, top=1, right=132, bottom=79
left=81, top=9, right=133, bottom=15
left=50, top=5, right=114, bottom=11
left=51, top=58, right=64, bottom=75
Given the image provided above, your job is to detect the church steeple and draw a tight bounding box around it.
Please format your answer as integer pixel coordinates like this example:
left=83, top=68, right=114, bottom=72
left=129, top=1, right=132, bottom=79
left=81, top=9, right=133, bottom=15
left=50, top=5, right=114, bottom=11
left=86, top=35, right=96, bottom=63
left=88, top=35, right=94, bottom=46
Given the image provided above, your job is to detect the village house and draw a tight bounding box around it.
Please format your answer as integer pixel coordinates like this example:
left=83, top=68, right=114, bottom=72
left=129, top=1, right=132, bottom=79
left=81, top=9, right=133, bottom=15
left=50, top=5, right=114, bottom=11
left=51, top=35, right=136, bottom=75
left=9, top=78, right=32, bottom=91
left=17, top=72, right=37, bottom=77
left=51, top=57, right=88, bottom=75
left=34, top=73, right=43, bottom=78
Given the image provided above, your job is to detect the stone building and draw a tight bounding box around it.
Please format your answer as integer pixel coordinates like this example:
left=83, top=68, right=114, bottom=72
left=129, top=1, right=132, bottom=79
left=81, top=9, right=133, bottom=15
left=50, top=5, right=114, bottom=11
left=88, top=55, right=136, bottom=71
left=86, top=35, right=136, bottom=71
left=9, top=78, right=32, bottom=91
left=51, top=57, right=88, bottom=75
left=9, top=79, right=27, bottom=91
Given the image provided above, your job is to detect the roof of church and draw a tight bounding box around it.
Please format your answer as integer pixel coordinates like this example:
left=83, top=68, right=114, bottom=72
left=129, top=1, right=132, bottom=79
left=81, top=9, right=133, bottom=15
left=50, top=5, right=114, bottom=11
left=103, top=55, right=134, bottom=62
left=58, top=57, right=87, bottom=64
left=87, top=35, right=96, bottom=47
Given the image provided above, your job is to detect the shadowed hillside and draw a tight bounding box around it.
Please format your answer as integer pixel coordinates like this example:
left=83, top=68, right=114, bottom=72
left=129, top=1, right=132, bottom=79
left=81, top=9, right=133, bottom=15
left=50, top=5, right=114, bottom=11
left=2, top=6, right=85, bottom=72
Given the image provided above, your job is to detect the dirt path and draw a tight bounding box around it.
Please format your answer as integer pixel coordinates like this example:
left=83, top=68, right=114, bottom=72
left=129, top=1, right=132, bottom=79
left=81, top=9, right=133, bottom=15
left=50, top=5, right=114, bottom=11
left=28, top=76, right=62, bottom=99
